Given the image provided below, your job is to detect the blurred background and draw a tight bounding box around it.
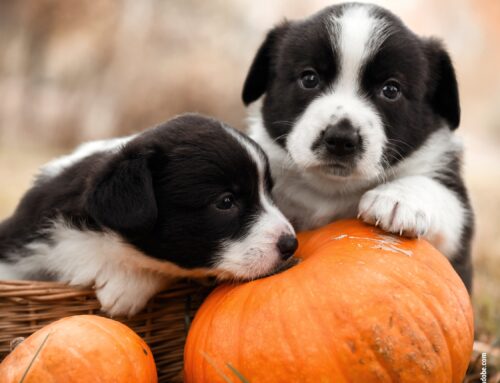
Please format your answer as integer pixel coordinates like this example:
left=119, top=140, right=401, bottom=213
left=0, top=0, right=498, bottom=348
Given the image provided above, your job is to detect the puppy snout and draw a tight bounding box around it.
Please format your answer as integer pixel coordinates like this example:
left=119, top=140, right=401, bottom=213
left=323, top=119, right=360, bottom=157
left=277, top=234, right=298, bottom=260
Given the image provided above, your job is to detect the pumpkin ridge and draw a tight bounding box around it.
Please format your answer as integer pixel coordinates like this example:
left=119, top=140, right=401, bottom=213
left=275, top=286, right=302, bottom=380
left=235, top=283, right=255, bottom=380
left=195, top=293, right=218, bottom=379
left=431, top=274, right=474, bottom=341
left=364, top=266, right=466, bottom=381
left=308, top=242, right=457, bottom=380
left=334, top=255, right=453, bottom=380
left=62, top=342, right=101, bottom=382
left=297, top=232, right=459, bottom=380
left=385, top=239, right=469, bottom=314
left=309, top=255, right=402, bottom=381
left=0, top=315, right=157, bottom=383
left=318, top=227, right=472, bottom=375
left=318, top=262, right=409, bottom=381
left=295, top=275, right=351, bottom=383
left=244, top=274, right=308, bottom=380
left=184, top=221, right=473, bottom=383
left=193, top=300, right=215, bottom=380
left=184, top=299, right=203, bottom=379
left=185, top=291, right=212, bottom=379
left=378, top=243, right=474, bottom=344
left=198, top=285, right=231, bottom=380
left=323, top=237, right=472, bottom=351
left=345, top=315, right=402, bottom=382
left=409, top=259, right=473, bottom=342
left=191, top=302, right=208, bottom=379
left=331, top=280, right=409, bottom=383
left=420, top=264, right=474, bottom=340
left=80, top=316, right=140, bottom=381
left=201, top=286, right=235, bottom=380
left=373, top=278, right=452, bottom=379
left=277, top=278, right=332, bottom=378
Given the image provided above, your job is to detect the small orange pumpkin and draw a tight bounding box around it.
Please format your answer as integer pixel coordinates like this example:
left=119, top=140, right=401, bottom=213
left=184, top=220, right=473, bottom=383
left=0, top=315, right=157, bottom=383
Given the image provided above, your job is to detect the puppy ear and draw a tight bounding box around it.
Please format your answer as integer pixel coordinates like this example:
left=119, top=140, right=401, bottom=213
left=86, top=152, right=157, bottom=236
left=424, top=39, right=460, bottom=129
left=242, top=23, right=289, bottom=105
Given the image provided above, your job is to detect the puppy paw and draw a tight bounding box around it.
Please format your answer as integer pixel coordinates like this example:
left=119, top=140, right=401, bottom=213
left=95, top=272, right=169, bottom=317
left=358, top=185, right=431, bottom=238
left=95, top=283, right=145, bottom=317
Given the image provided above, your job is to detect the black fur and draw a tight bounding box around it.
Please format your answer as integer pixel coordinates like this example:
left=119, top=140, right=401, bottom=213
left=87, top=152, right=158, bottom=237
left=433, top=152, right=474, bottom=289
left=242, top=3, right=473, bottom=290
left=243, top=4, right=460, bottom=163
left=0, top=114, right=274, bottom=271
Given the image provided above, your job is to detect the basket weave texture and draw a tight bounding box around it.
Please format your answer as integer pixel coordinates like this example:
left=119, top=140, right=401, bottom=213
left=0, top=279, right=211, bottom=382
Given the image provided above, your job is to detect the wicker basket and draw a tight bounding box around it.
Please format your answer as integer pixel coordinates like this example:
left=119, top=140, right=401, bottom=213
left=0, top=279, right=212, bottom=382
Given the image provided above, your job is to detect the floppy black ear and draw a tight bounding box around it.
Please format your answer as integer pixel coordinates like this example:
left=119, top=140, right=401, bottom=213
left=87, top=153, right=157, bottom=236
left=424, top=39, right=460, bottom=129
left=242, top=23, right=288, bottom=105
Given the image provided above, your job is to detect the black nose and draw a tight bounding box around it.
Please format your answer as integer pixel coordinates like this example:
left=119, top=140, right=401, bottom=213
left=277, top=234, right=298, bottom=260
left=323, top=119, right=360, bottom=157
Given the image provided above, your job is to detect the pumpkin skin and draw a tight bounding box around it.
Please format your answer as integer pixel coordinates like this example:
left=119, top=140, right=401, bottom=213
left=184, top=220, right=473, bottom=383
left=0, top=315, right=157, bottom=383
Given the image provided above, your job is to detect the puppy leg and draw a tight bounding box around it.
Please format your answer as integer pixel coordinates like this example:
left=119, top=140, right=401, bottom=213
left=358, top=175, right=468, bottom=260
left=95, top=268, right=172, bottom=317
left=450, top=252, right=473, bottom=292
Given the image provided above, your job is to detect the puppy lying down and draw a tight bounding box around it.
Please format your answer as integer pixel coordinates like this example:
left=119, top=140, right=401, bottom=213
left=0, top=113, right=297, bottom=316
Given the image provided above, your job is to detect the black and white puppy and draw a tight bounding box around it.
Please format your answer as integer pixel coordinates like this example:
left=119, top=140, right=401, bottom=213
left=0, top=114, right=297, bottom=316
left=242, top=3, right=473, bottom=289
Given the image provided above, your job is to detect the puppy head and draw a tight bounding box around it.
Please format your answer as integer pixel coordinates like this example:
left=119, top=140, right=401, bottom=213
left=86, top=113, right=296, bottom=280
left=243, top=3, right=459, bottom=180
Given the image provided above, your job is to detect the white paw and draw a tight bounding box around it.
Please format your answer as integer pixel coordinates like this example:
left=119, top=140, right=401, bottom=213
left=95, top=272, right=168, bottom=317
left=96, top=282, right=146, bottom=317
left=358, top=185, right=432, bottom=238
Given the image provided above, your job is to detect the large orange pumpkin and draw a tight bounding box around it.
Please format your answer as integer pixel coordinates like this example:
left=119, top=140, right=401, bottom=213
left=184, top=220, right=473, bottom=383
left=0, top=315, right=157, bottom=383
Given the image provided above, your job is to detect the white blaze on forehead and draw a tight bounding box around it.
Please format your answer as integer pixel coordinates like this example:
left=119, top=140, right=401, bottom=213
left=217, top=125, right=295, bottom=279
left=285, top=5, right=391, bottom=180
left=221, top=124, right=292, bottom=231
left=220, top=124, right=267, bottom=182
left=331, top=5, right=391, bottom=93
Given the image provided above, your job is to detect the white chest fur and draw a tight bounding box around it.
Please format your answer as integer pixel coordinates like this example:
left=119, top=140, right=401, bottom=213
left=271, top=167, right=368, bottom=230
left=249, top=116, right=467, bottom=259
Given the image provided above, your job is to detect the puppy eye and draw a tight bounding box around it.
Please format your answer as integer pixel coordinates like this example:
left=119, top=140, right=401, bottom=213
left=299, top=69, right=320, bottom=89
left=215, top=193, right=235, bottom=210
left=381, top=79, right=401, bottom=100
